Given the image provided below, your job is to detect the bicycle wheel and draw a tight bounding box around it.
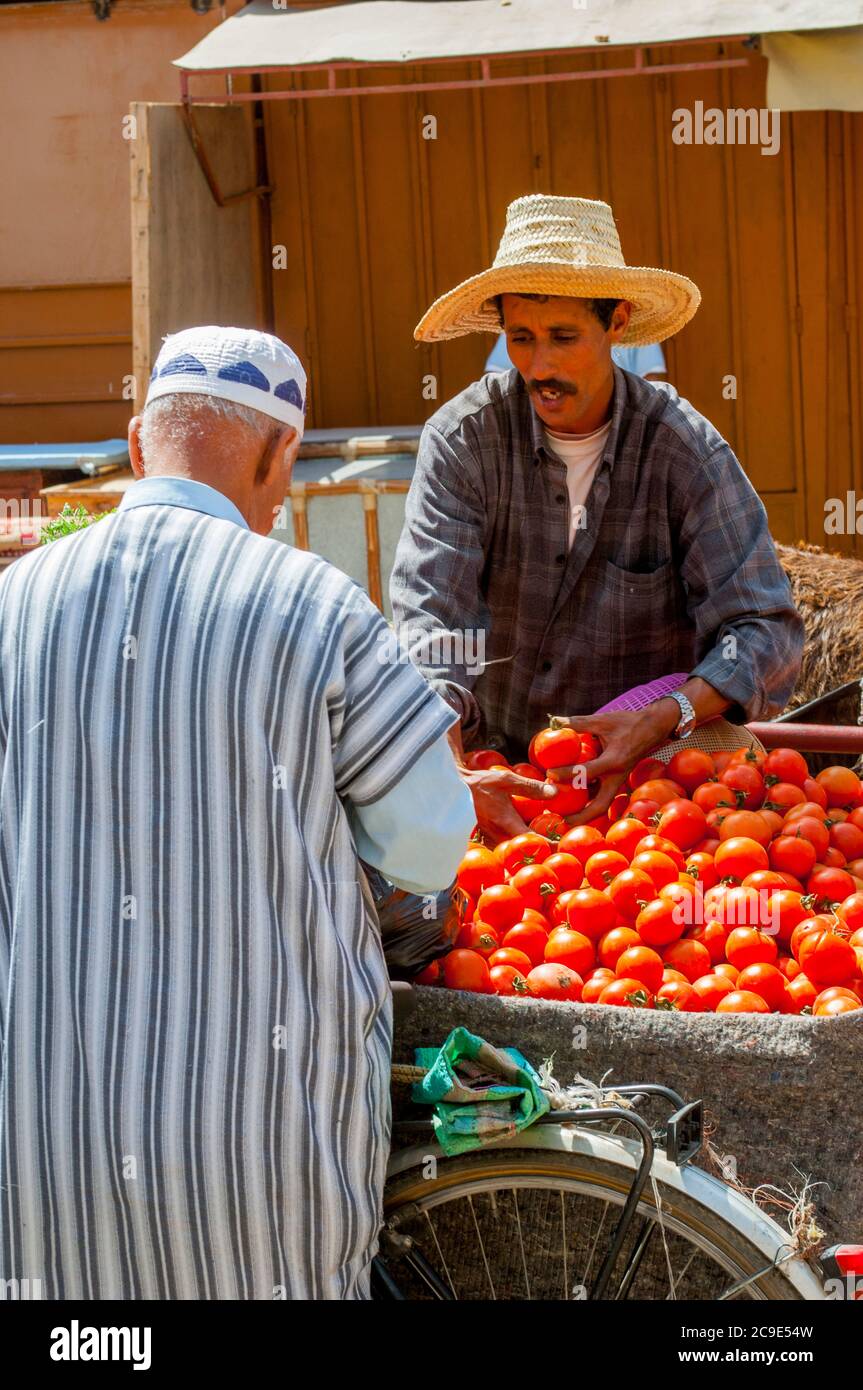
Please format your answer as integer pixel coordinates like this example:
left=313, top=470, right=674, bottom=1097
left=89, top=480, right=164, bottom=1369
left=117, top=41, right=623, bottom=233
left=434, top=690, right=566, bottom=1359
left=383, top=1139, right=822, bottom=1301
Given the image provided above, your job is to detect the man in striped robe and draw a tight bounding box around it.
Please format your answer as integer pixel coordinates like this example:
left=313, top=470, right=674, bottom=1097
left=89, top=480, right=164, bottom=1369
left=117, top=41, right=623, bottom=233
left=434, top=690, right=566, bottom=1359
left=0, top=327, right=474, bottom=1300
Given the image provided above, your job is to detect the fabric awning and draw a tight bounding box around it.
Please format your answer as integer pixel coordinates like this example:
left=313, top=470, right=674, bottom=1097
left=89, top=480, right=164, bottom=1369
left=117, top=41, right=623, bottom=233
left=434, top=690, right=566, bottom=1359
left=174, top=0, right=863, bottom=74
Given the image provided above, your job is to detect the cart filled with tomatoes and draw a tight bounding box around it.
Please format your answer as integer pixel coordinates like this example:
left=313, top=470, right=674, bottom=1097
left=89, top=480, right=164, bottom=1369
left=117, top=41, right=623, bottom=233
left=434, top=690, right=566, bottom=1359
left=395, top=721, right=863, bottom=1243
left=418, top=725, right=863, bottom=1018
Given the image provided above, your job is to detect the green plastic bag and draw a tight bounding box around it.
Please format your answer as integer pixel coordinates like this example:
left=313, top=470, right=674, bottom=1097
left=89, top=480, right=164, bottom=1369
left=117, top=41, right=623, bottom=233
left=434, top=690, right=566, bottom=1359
left=412, top=1027, right=550, bottom=1156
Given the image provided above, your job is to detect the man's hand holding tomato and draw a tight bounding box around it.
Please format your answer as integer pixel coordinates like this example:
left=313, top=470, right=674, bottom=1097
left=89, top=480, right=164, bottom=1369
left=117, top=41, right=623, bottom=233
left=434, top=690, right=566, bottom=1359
left=447, top=726, right=558, bottom=845
left=551, top=677, right=733, bottom=826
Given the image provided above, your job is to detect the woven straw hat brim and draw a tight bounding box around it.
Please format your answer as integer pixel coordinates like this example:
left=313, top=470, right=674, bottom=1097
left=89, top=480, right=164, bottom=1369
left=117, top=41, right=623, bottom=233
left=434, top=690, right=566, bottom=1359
left=414, top=262, right=701, bottom=346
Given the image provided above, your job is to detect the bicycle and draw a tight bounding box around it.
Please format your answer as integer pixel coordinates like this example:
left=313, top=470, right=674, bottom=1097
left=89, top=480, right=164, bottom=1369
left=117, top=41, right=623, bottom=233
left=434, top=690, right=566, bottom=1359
left=375, top=985, right=827, bottom=1301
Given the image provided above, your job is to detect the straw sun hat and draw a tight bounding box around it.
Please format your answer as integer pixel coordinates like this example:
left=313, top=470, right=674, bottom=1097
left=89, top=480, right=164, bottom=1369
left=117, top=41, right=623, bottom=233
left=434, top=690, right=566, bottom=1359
left=414, top=194, right=701, bottom=346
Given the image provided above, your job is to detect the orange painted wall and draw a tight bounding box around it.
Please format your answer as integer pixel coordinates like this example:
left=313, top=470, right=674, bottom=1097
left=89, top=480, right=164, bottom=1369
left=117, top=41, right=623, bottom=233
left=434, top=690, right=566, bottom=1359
left=0, top=0, right=241, bottom=443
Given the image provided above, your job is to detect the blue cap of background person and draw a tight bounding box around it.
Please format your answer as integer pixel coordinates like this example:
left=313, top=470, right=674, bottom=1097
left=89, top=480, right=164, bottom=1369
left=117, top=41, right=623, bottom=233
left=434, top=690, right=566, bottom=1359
left=146, top=326, right=307, bottom=436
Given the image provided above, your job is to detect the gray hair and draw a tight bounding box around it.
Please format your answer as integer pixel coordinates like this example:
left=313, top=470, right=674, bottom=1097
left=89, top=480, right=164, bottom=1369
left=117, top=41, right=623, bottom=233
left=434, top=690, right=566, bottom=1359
left=138, top=392, right=279, bottom=469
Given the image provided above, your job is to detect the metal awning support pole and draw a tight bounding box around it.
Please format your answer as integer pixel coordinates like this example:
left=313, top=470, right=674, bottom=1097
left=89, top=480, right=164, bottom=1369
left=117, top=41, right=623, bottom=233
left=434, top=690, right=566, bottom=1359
left=177, top=36, right=751, bottom=104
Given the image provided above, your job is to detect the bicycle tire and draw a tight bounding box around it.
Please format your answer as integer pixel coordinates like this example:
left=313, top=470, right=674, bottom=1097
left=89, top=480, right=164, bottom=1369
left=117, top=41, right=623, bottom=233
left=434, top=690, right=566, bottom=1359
left=384, top=1143, right=820, bottom=1300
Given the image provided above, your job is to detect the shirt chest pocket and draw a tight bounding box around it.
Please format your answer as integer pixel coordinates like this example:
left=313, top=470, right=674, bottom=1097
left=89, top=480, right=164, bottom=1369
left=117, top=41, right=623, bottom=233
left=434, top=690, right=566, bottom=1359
left=582, top=556, right=683, bottom=656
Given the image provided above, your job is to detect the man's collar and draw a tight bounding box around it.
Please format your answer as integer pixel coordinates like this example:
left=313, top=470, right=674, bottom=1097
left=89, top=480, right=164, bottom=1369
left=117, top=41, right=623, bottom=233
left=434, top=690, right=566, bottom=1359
left=117, top=475, right=250, bottom=531
left=528, top=363, right=627, bottom=468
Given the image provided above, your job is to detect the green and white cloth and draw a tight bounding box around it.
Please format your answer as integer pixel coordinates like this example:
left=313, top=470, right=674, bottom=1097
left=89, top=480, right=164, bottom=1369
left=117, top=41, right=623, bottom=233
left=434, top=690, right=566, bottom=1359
left=412, top=1027, right=550, bottom=1156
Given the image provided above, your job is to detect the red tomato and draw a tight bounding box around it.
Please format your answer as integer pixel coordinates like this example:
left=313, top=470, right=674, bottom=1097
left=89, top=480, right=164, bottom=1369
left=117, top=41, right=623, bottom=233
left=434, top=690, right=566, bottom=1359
left=489, top=964, right=529, bottom=996
left=597, top=925, right=642, bottom=970
left=656, top=980, right=703, bottom=1012
left=489, top=947, right=533, bottom=973
left=685, top=918, right=728, bottom=965
left=557, top=825, right=606, bottom=865
left=662, top=938, right=712, bottom=983
left=548, top=888, right=580, bottom=927
left=630, top=849, right=679, bottom=892
left=528, top=810, right=569, bottom=841
left=584, top=849, right=629, bottom=891
left=685, top=852, right=718, bottom=891
left=727, top=747, right=768, bottom=771
left=543, top=852, right=584, bottom=891
left=764, top=747, right=810, bottom=789
left=607, top=868, right=656, bottom=921
left=457, top=845, right=505, bottom=897
left=762, top=781, right=807, bottom=814
left=581, top=967, right=616, bottom=1003
left=777, top=953, right=801, bottom=981
left=742, top=871, right=790, bottom=897
left=725, top=926, right=778, bottom=969
left=544, top=780, right=591, bottom=818
left=565, top=886, right=616, bottom=940
left=598, top=977, right=655, bottom=1008
left=813, top=985, right=861, bottom=1008
left=476, top=883, right=525, bottom=932
left=813, top=994, right=862, bottom=1016
left=722, top=885, right=769, bottom=929
left=816, top=765, right=863, bottom=809
left=627, top=797, right=661, bottom=824
left=786, top=973, right=818, bottom=1013
left=830, top=821, right=863, bottom=862
left=605, top=816, right=650, bottom=860
left=636, top=898, right=686, bottom=949
left=511, top=862, right=560, bottom=914
left=636, top=834, right=686, bottom=869
left=442, top=949, right=492, bottom=993
left=717, top=809, right=772, bottom=847
left=692, top=972, right=736, bottom=1011
left=615, top=944, right=664, bottom=993
left=798, top=928, right=857, bottom=987
left=497, top=833, right=552, bottom=875
left=716, top=990, right=771, bottom=1014
left=720, top=764, right=765, bottom=810
left=545, top=926, right=595, bottom=975
left=692, top=782, right=736, bottom=813
left=714, top=962, right=739, bottom=983
left=531, top=726, right=585, bottom=771
left=657, top=799, right=708, bottom=851
left=465, top=749, right=509, bottom=770
left=713, top=836, right=769, bottom=882
left=765, top=889, right=808, bottom=948
left=455, top=919, right=500, bottom=957
left=632, top=778, right=686, bottom=807
left=666, top=748, right=716, bottom=793
left=807, top=865, right=856, bottom=907
left=769, top=836, right=816, bottom=880
left=413, top=959, right=443, bottom=986
left=836, top=893, right=863, bottom=934
left=735, top=962, right=788, bottom=1011
left=801, top=777, right=829, bottom=809
left=526, top=963, right=583, bottom=1001
left=784, top=814, right=830, bottom=861
left=628, top=757, right=666, bottom=790
left=501, top=919, right=549, bottom=967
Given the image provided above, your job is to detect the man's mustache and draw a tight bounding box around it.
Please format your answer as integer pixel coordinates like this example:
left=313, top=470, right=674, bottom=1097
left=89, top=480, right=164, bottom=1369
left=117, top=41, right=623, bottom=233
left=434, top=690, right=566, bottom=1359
left=529, top=379, right=577, bottom=396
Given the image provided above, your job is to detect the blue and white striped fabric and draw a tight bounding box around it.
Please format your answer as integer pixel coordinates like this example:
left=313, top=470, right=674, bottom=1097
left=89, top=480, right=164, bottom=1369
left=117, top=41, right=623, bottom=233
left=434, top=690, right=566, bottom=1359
left=0, top=493, right=456, bottom=1300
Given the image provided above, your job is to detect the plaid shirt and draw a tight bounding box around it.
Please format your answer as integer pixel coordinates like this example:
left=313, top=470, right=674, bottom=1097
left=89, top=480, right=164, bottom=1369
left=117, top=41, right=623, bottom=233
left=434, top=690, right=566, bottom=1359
left=390, top=365, right=805, bottom=758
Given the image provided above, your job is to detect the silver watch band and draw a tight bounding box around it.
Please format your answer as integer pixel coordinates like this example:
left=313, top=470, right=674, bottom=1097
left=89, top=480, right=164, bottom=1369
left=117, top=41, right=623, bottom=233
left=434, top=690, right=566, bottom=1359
left=666, top=690, right=697, bottom=740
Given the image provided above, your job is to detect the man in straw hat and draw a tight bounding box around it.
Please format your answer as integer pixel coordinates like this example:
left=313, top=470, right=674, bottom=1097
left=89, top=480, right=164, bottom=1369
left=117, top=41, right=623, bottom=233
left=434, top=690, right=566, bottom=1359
left=0, top=325, right=474, bottom=1299
left=392, top=195, right=804, bottom=843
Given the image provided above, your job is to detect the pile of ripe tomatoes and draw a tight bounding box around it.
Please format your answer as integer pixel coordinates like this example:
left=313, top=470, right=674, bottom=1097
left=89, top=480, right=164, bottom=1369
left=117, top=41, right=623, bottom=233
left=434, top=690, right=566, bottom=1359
left=416, top=729, right=863, bottom=1017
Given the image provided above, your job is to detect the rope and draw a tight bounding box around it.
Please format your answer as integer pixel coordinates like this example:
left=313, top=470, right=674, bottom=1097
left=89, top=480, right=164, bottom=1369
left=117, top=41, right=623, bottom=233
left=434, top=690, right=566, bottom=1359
left=390, top=1063, right=427, bottom=1084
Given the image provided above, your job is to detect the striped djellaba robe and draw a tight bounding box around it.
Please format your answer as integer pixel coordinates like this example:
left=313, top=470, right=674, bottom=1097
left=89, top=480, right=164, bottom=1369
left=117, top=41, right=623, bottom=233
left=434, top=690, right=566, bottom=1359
left=0, top=495, right=455, bottom=1299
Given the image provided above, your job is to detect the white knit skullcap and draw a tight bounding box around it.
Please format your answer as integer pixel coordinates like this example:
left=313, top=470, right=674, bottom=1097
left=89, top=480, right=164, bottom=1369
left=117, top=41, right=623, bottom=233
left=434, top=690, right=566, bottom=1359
left=145, top=326, right=307, bottom=436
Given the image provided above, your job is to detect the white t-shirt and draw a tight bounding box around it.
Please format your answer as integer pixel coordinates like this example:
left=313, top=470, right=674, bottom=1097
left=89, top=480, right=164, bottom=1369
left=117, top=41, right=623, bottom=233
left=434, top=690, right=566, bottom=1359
left=544, top=419, right=612, bottom=548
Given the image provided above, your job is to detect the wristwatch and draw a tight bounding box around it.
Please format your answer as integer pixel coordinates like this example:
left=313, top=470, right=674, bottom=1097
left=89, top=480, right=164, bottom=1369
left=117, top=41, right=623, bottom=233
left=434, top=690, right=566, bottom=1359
left=665, top=690, right=697, bottom=741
